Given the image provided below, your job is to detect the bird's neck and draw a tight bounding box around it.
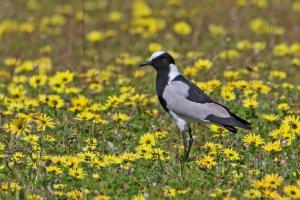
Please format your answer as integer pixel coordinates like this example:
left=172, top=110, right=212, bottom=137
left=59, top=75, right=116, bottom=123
left=156, top=64, right=180, bottom=96
left=168, top=64, right=180, bottom=83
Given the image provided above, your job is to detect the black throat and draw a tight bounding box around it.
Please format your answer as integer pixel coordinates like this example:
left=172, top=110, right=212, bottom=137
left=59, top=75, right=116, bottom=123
left=155, top=68, right=170, bottom=97
left=155, top=68, right=170, bottom=112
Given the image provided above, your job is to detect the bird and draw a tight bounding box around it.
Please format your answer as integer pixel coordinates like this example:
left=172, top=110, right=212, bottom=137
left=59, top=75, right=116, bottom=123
left=139, top=51, right=252, bottom=161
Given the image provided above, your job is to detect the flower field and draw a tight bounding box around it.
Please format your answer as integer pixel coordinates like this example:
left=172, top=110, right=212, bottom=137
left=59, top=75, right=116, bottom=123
left=1, top=0, right=300, bottom=199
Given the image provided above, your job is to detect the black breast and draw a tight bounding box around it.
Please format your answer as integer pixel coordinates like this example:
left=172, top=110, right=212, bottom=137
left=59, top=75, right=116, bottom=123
left=155, top=71, right=169, bottom=112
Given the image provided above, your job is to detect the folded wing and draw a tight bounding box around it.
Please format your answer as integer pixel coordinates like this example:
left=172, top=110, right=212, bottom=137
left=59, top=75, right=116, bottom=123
left=163, top=78, right=251, bottom=132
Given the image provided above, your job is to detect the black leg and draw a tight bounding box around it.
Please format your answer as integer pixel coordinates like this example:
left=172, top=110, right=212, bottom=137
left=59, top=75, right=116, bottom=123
left=185, top=126, right=193, bottom=161
left=181, top=130, right=187, bottom=159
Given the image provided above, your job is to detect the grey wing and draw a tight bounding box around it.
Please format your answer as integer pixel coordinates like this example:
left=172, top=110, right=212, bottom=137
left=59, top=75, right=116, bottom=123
left=173, top=75, right=212, bottom=103
left=163, top=81, right=252, bottom=131
left=162, top=82, right=230, bottom=121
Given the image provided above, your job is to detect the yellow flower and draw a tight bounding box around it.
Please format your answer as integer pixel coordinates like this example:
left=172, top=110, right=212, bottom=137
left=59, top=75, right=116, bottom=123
left=262, top=173, right=282, bottom=189
left=0, top=142, right=5, bottom=151
left=196, top=155, right=217, bottom=168
left=24, top=99, right=39, bottom=110
left=243, top=133, right=264, bottom=146
left=139, top=133, right=155, bottom=146
left=148, top=43, right=162, bottom=52
left=273, top=43, right=289, bottom=57
left=40, top=45, right=52, bottom=54
left=27, top=194, right=43, bottom=200
left=9, top=86, right=26, bottom=100
left=203, top=142, right=223, bottom=155
left=282, top=82, right=295, bottom=90
left=282, top=115, right=300, bottom=135
left=221, top=88, right=236, bottom=101
left=86, top=30, right=104, bottom=42
left=46, top=165, right=63, bottom=175
left=283, top=185, right=300, bottom=199
left=236, top=39, right=252, bottom=50
left=115, top=53, right=142, bottom=66
left=92, top=173, right=101, bottom=181
left=194, top=59, right=213, bottom=70
left=263, top=140, right=281, bottom=153
left=243, top=189, right=261, bottom=199
left=196, top=81, right=217, bottom=94
left=55, top=70, right=74, bottom=84
left=173, top=21, right=192, bottom=35
left=12, top=151, right=24, bottom=162
left=88, top=83, right=103, bottom=92
left=69, top=167, right=85, bottom=179
left=153, top=131, right=167, bottom=139
left=209, top=24, right=226, bottom=36
left=67, top=190, right=83, bottom=200
left=249, top=18, right=271, bottom=34
left=69, top=95, right=89, bottom=112
left=183, top=66, right=198, bottom=77
left=186, top=51, right=203, bottom=58
left=223, top=197, right=236, bottom=200
left=243, top=97, right=258, bottom=109
left=219, top=49, right=240, bottom=60
left=132, top=194, right=145, bottom=200
left=269, top=70, right=287, bottom=80
left=29, top=74, right=47, bottom=88
left=293, top=1, right=300, bottom=11
left=262, top=189, right=278, bottom=199
left=48, top=95, right=64, bottom=108
left=108, top=11, right=122, bottom=22
left=23, top=134, right=39, bottom=145
left=224, top=71, right=240, bottom=79
left=261, top=113, right=278, bottom=122
left=251, top=179, right=265, bottom=189
left=93, top=195, right=111, bottom=200
left=164, top=187, right=176, bottom=197
left=4, top=57, right=19, bottom=67
left=44, top=135, right=56, bottom=142
left=16, top=60, right=34, bottom=73
left=251, top=81, right=270, bottom=94
left=277, top=103, right=289, bottom=111
left=132, top=0, right=152, bottom=17
left=112, top=113, right=129, bottom=123
left=136, top=145, right=152, bottom=157
left=290, top=43, right=300, bottom=55
left=9, top=116, right=31, bottom=136
left=75, top=111, right=95, bottom=121
left=53, top=183, right=65, bottom=190
left=252, top=41, right=266, bottom=51
left=35, top=114, right=55, bottom=131
left=292, top=58, right=300, bottom=66
left=223, top=148, right=240, bottom=160
left=49, top=78, right=65, bottom=93
left=209, top=124, right=228, bottom=138
left=133, top=69, right=145, bottom=78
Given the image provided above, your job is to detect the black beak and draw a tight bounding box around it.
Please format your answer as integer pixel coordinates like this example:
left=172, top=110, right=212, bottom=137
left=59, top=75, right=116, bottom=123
left=139, top=61, right=152, bottom=67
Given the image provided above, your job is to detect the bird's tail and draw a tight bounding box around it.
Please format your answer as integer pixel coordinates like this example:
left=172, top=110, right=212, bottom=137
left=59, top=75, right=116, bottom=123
left=229, top=111, right=252, bottom=130
left=206, top=102, right=252, bottom=133
left=212, top=102, right=252, bottom=130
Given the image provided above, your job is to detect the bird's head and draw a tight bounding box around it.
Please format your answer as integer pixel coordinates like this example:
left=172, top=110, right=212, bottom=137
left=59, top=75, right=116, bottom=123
left=140, top=51, right=175, bottom=71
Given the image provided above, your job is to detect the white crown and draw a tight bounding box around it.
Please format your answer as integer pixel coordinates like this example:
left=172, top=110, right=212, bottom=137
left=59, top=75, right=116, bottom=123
left=150, top=51, right=165, bottom=61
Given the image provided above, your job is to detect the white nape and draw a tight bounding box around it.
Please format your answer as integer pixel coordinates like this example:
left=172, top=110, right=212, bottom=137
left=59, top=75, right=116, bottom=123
left=168, top=64, right=180, bottom=83
left=150, top=51, right=165, bottom=61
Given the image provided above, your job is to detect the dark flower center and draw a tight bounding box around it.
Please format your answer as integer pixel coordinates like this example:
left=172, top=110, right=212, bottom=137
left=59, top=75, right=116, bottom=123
left=291, top=190, right=296, bottom=195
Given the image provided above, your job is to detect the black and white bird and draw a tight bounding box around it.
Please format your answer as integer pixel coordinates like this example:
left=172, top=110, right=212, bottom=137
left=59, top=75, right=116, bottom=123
left=140, top=51, right=251, bottom=161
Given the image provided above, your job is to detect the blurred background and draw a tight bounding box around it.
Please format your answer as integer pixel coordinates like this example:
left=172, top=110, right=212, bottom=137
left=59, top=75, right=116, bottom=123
left=1, top=1, right=300, bottom=199
left=0, top=0, right=299, bottom=81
